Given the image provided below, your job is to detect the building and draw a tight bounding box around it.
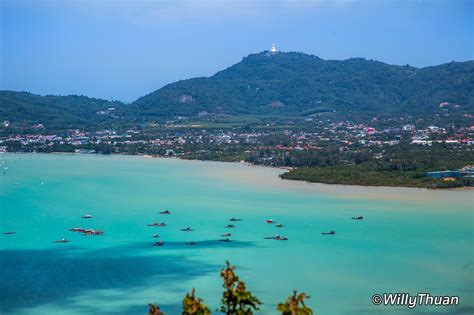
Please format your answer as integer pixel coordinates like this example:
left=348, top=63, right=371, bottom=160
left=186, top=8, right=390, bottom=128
left=426, top=171, right=462, bottom=178
left=426, top=166, right=474, bottom=179
left=270, top=43, right=278, bottom=54
left=460, top=166, right=474, bottom=178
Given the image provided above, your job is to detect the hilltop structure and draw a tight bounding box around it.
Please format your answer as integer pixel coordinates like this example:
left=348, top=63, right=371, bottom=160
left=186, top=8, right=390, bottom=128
left=270, top=43, right=278, bottom=53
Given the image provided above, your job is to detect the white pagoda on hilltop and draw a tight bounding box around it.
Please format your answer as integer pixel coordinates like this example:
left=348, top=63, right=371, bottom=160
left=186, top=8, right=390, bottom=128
left=270, top=43, right=278, bottom=53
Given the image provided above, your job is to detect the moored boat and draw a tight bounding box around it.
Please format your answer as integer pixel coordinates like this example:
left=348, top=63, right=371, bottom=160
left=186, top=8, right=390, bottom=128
left=53, top=238, right=70, bottom=243
left=321, top=230, right=336, bottom=235
left=148, top=222, right=167, bottom=227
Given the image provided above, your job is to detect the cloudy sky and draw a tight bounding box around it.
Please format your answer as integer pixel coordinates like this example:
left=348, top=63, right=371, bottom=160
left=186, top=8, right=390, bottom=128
left=1, top=0, right=472, bottom=102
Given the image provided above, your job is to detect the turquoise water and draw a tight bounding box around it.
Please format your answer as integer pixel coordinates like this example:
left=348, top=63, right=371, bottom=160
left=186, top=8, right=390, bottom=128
left=0, top=153, right=473, bottom=315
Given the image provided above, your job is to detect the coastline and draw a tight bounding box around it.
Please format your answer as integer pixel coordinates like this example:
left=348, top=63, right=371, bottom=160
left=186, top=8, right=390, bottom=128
left=136, top=154, right=469, bottom=191
left=5, top=151, right=472, bottom=192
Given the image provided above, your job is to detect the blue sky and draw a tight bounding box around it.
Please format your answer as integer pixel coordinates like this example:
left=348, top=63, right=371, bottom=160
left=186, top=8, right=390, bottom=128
left=1, top=0, right=472, bottom=102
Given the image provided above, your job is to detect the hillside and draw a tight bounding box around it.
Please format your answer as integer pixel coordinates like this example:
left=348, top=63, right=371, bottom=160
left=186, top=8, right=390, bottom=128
left=1, top=52, right=473, bottom=128
left=131, top=51, right=474, bottom=119
left=0, top=91, right=124, bottom=129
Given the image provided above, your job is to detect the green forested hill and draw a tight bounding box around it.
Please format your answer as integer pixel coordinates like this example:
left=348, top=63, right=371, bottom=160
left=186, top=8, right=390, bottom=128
left=0, top=91, right=124, bottom=128
left=1, top=52, right=473, bottom=128
left=130, top=52, right=474, bottom=118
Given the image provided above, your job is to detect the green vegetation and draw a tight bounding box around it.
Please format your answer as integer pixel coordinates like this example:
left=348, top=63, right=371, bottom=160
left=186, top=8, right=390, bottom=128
left=1, top=52, right=472, bottom=189
left=149, top=261, right=313, bottom=315
left=277, top=291, right=313, bottom=315
left=0, top=91, right=125, bottom=129
left=182, top=289, right=211, bottom=315
left=279, top=143, right=474, bottom=188
left=220, top=261, right=261, bottom=314
left=131, top=52, right=473, bottom=120
left=1, top=52, right=472, bottom=128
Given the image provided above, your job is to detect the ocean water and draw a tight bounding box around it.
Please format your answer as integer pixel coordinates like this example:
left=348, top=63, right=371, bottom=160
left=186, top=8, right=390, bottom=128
left=0, top=153, right=472, bottom=315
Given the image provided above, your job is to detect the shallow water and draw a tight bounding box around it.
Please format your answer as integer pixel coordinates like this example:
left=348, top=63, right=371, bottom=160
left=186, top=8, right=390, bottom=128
left=1, top=153, right=473, bottom=314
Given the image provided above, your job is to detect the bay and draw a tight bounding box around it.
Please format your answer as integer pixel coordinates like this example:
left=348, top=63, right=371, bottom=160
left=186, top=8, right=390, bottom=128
left=0, top=153, right=472, bottom=314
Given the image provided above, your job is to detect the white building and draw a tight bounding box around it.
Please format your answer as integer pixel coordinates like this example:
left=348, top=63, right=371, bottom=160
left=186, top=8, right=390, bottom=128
left=270, top=43, right=278, bottom=53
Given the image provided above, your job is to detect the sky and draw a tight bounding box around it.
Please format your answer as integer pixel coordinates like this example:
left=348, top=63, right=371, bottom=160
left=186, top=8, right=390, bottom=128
left=1, top=0, right=472, bottom=102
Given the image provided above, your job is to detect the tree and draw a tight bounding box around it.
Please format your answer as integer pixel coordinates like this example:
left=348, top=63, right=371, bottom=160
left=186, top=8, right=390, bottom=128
left=220, top=261, right=262, bottom=314
left=182, top=288, right=211, bottom=315
left=149, top=262, right=314, bottom=315
left=148, top=303, right=165, bottom=315
left=277, top=290, right=313, bottom=315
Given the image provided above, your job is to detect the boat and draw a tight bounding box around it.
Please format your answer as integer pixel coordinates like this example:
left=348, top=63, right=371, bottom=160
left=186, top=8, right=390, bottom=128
left=351, top=216, right=364, bottom=220
left=321, top=231, right=336, bottom=235
left=219, top=238, right=231, bottom=242
left=264, top=234, right=288, bottom=240
left=82, top=214, right=93, bottom=219
left=221, top=232, right=231, bottom=237
left=3, top=231, right=15, bottom=235
left=276, top=223, right=285, bottom=228
left=266, top=219, right=274, bottom=224
left=69, top=227, right=85, bottom=232
left=82, top=229, right=103, bottom=236
left=153, top=241, right=164, bottom=247
left=159, top=210, right=171, bottom=214
left=53, top=238, right=70, bottom=243
left=181, top=227, right=194, bottom=232
left=273, top=234, right=288, bottom=241
left=230, top=218, right=242, bottom=222
left=147, top=222, right=167, bottom=227
left=152, top=234, right=160, bottom=238
left=225, top=224, right=235, bottom=228
left=186, top=241, right=197, bottom=246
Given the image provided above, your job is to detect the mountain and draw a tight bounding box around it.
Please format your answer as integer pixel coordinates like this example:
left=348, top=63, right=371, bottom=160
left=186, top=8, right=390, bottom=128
left=0, top=91, right=124, bottom=128
left=130, top=51, right=474, bottom=118
left=1, top=52, right=473, bottom=128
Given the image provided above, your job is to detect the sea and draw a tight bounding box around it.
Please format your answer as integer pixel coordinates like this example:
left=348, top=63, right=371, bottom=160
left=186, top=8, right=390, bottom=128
left=1, top=153, right=472, bottom=315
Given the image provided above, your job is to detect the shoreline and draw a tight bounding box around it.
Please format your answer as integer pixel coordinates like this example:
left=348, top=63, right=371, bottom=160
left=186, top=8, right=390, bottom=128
left=4, top=151, right=472, bottom=192
left=136, top=154, right=469, bottom=191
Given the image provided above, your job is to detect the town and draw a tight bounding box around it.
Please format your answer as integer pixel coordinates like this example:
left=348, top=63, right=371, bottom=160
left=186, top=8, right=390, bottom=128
left=1, top=114, right=473, bottom=188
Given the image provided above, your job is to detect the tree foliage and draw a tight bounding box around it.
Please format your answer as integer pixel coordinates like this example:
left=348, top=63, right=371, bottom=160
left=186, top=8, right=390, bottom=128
left=277, top=291, right=313, bottom=315
left=130, top=52, right=474, bottom=119
left=220, top=261, right=262, bottom=314
left=182, top=288, right=211, bottom=315
left=0, top=91, right=124, bottom=128
left=279, top=143, right=474, bottom=188
left=149, top=262, right=312, bottom=315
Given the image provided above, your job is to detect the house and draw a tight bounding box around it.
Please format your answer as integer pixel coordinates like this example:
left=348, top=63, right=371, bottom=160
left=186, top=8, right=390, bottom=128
left=426, top=170, right=462, bottom=178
